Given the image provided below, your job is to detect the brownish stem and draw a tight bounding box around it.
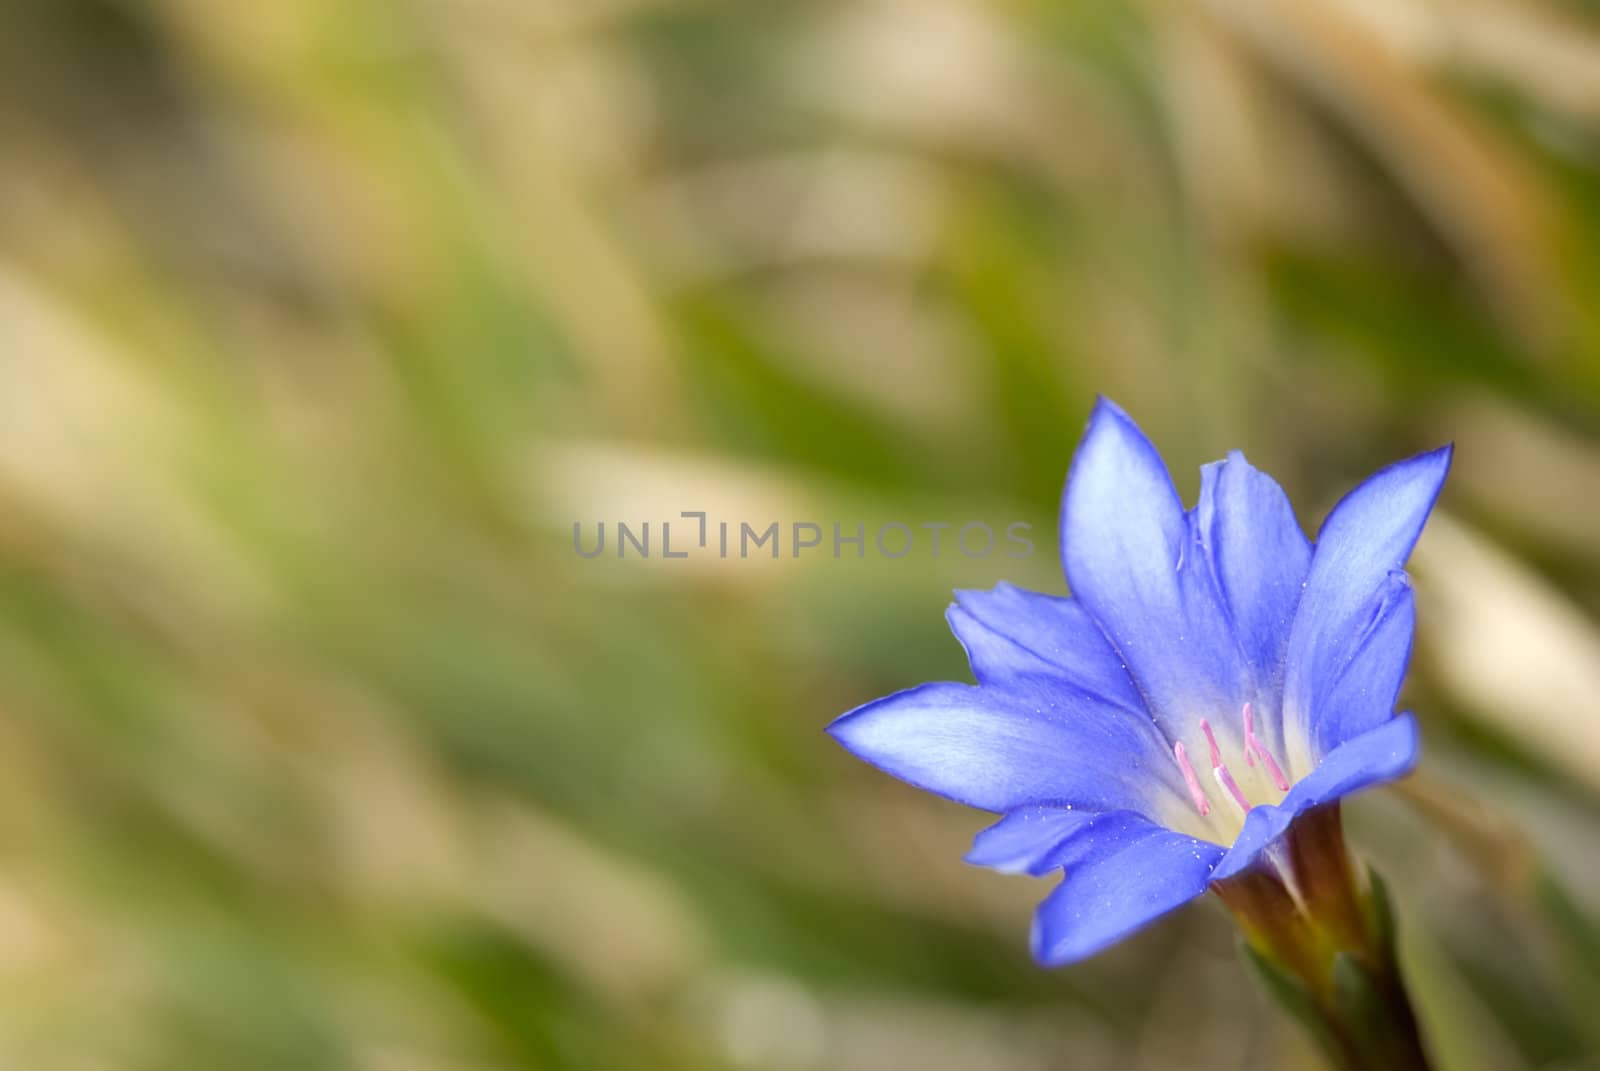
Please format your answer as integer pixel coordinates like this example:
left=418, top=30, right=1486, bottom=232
left=1213, top=804, right=1434, bottom=1071
left=1212, top=865, right=1324, bottom=988
left=1285, top=805, right=1368, bottom=953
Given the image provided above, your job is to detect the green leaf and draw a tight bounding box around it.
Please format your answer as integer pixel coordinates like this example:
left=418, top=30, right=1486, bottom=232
left=1365, top=867, right=1399, bottom=957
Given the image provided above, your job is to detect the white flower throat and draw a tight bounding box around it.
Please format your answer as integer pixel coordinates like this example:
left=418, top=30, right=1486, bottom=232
left=1172, top=702, right=1293, bottom=840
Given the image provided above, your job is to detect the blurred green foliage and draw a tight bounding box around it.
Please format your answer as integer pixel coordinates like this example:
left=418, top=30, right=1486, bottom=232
left=1, top=1, right=1600, bottom=1069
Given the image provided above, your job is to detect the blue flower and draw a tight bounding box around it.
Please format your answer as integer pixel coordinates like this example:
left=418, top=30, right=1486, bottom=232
left=828, top=399, right=1451, bottom=966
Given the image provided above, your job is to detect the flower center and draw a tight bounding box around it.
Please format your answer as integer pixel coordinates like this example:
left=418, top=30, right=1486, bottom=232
left=1171, top=702, right=1291, bottom=819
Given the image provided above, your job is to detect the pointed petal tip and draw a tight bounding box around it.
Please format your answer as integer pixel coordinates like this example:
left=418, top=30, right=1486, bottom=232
left=1063, top=396, right=1174, bottom=507
left=1367, top=441, right=1455, bottom=499
left=943, top=604, right=983, bottom=677
left=1064, top=400, right=1171, bottom=510
left=1083, top=395, right=1143, bottom=437
left=1028, top=904, right=1101, bottom=968
left=950, top=580, right=1019, bottom=610
left=824, top=691, right=905, bottom=746
left=1415, top=441, right=1455, bottom=482
left=1205, top=447, right=1251, bottom=467
left=822, top=688, right=920, bottom=775
left=962, top=845, right=1031, bottom=875
left=1089, top=393, right=1128, bottom=417
left=1027, top=912, right=1052, bottom=966
left=824, top=695, right=911, bottom=769
left=1384, top=710, right=1422, bottom=771
left=1199, top=449, right=1252, bottom=478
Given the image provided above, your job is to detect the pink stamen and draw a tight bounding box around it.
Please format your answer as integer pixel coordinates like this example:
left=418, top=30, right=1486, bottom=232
left=1257, top=749, right=1291, bottom=794
left=1201, top=718, right=1223, bottom=768
left=1173, top=742, right=1211, bottom=816
left=1241, top=702, right=1292, bottom=793
left=1200, top=719, right=1253, bottom=814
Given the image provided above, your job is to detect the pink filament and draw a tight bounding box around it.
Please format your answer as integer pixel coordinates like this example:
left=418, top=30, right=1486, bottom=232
left=1202, top=718, right=1223, bottom=768
left=1173, top=742, right=1211, bottom=816
left=1241, top=702, right=1291, bottom=793
left=1200, top=719, right=1253, bottom=813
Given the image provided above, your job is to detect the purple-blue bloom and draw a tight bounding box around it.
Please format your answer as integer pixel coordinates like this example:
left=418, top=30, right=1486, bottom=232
left=827, top=399, right=1451, bottom=966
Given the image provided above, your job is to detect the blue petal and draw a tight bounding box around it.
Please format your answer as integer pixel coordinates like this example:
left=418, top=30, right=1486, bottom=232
left=965, top=806, right=1101, bottom=876
left=947, top=583, right=1144, bottom=712
left=1058, top=398, right=1247, bottom=737
left=1310, top=573, right=1415, bottom=755
left=1029, top=812, right=1223, bottom=966
left=1211, top=713, right=1419, bottom=882
left=826, top=678, right=1185, bottom=815
left=1194, top=452, right=1312, bottom=701
left=1283, top=446, right=1450, bottom=762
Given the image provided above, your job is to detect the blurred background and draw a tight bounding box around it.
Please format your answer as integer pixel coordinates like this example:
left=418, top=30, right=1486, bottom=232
left=2, top=0, right=1600, bottom=1068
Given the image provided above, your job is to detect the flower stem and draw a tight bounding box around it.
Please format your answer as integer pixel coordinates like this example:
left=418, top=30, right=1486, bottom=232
left=1213, top=805, right=1434, bottom=1071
